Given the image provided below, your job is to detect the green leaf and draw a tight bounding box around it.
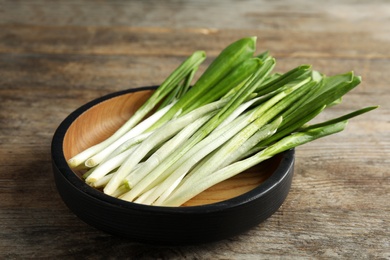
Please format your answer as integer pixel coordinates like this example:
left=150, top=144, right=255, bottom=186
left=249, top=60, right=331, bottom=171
left=300, top=106, right=379, bottom=130
left=148, top=37, right=258, bottom=131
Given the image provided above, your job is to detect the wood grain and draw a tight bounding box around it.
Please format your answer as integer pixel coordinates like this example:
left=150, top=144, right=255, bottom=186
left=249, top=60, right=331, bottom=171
left=0, top=0, right=389, bottom=259
left=63, top=90, right=153, bottom=160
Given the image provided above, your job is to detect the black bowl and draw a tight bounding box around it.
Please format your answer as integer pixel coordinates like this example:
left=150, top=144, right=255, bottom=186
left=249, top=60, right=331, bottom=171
left=51, top=86, right=295, bottom=245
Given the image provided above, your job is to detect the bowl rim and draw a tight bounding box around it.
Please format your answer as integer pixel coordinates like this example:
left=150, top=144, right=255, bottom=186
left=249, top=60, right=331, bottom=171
left=51, top=86, right=295, bottom=214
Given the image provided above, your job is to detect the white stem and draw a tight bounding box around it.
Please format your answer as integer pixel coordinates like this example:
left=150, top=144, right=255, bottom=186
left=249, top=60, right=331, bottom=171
left=220, top=117, right=281, bottom=166
left=214, top=96, right=261, bottom=131
left=127, top=186, right=157, bottom=204
left=153, top=173, right=186, bottom=206
left=111, top=184, right=130, bottom=198
left=91, top=172, right=114, bottom=188
left=124, top=113, right=213, bottom=189
left=169, top=117, right=282, bottom=201
left=103, top=98, right=228, bottom=195
left=67, top=101, right=157, bottom=168
left=163, top=152, right=270, bottom=206
left=85, top=144, right=140, bottom=183
left=120, top=112, right=248, bottom=202
left=85, top=102, right=175, bottom=167
left=140, top=113, right=254, bottom=205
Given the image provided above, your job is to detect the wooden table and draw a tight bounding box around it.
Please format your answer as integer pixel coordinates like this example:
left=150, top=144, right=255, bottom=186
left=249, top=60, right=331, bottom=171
left=1, top=1, right=389, bottom=258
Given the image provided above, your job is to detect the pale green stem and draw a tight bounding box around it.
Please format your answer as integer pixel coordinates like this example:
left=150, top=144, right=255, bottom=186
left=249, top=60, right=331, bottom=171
left=85, top=102, right=175, bottom=167
left=172, top=117, right=282, bottom=200
left=124, top=113, right=214, bottom=189
left=130, top=186, right=157, bottom=205
left=143, top=112, right=256, bottom=205
left=111, top=184, right=130, bottom=198
left=163, top=121, right=348, bottom=206
left=121, top=85, right=293, bottom=202
left=214, top=96, right=262, bottom=131
left=85, top=144, right=140, bottom=183
left=120, top=113, right=250, bottom=202
left=103, top=98, right=228, bottom=195
left=67, top=51, right=206, bottom=168
left=92, top=172, right=114, bottom=188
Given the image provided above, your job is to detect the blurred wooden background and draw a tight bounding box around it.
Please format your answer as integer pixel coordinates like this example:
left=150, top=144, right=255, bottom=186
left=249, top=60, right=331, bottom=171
left=0, top=0, right=389, bottom=259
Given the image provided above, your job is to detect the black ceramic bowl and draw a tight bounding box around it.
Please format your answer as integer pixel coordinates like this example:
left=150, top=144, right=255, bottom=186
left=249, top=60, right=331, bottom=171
left=51, top=86, right=295, bottom=245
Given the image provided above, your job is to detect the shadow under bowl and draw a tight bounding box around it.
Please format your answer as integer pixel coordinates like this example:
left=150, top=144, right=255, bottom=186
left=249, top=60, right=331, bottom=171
left=51, top=86, right=295, bottom=245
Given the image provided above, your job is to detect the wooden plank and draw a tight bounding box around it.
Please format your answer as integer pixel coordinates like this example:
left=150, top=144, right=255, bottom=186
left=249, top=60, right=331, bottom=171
left=1, top=24, right=390, bottom=59
left=0, top=0, right=389, bottom=258
left=1, top=0, right=389, bottom=36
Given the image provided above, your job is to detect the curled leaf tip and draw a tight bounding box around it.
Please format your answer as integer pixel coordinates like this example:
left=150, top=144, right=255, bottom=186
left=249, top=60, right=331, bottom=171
left=299, top=64, right=312, bottom=70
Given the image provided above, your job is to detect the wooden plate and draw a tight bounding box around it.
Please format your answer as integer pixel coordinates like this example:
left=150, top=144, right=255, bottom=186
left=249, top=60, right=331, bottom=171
left=51, top=86, right=295, bottom=245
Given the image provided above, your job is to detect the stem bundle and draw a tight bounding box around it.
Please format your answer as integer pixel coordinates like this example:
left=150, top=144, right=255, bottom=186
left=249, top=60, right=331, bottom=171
left=68, top=37, right=377, bottom=206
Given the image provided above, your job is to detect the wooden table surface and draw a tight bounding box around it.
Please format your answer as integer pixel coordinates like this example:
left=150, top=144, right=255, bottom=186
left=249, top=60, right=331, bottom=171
left=1, top=1, right=389, bottom=259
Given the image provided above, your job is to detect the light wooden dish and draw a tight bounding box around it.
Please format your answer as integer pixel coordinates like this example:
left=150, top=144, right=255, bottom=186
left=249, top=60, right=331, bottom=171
left=52, top=86, right=295, bottom=245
